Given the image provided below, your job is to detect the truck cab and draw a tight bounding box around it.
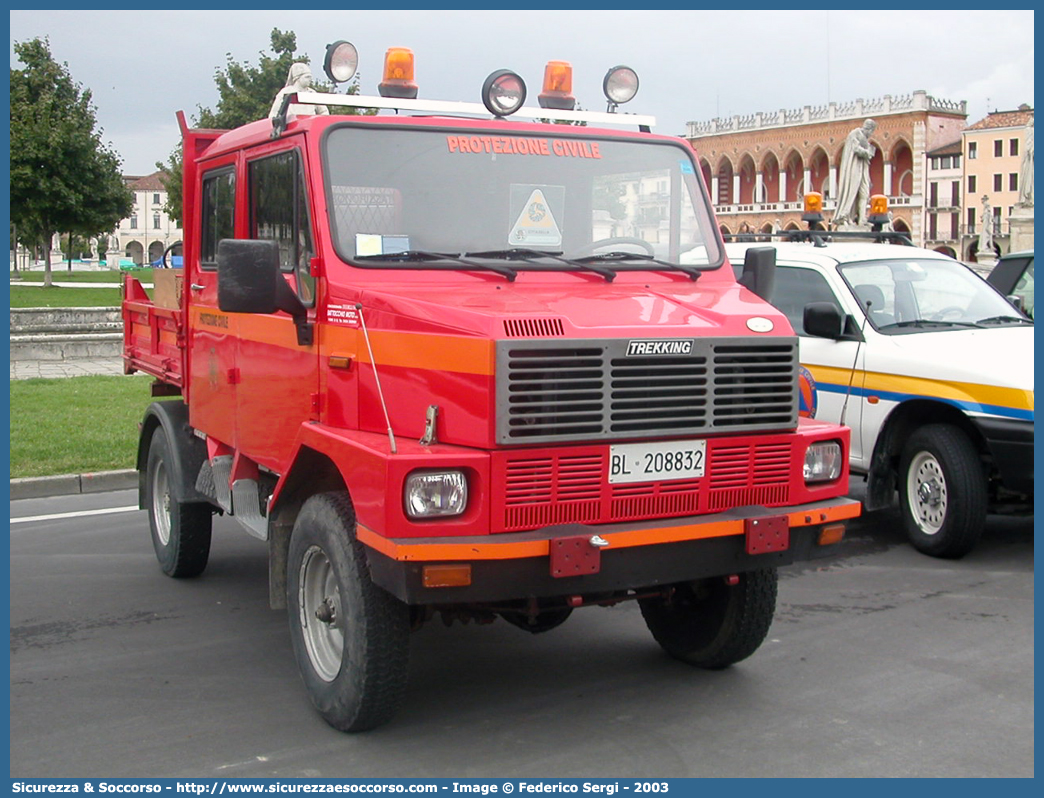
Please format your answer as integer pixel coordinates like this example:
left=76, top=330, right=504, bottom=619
left=123, top=45, right=859, bottom=731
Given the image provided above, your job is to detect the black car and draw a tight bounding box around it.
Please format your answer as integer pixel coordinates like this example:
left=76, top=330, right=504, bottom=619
left=987, top=249, right=1034, bottom=318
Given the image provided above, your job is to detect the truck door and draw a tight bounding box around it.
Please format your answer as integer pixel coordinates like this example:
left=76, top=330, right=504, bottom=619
left=234, top=144, right=320, bottom=469
left=187, top=163, right=239, bottom=446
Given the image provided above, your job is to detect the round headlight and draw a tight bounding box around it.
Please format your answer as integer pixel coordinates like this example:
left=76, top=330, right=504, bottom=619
left=482, top=69, right=527, bottom=117
left=324, top=40, right=359, bottom=84
left=603, top=65, right=639, bottom=106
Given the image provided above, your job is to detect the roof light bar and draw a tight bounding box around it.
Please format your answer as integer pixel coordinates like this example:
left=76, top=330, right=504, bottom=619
left=481, top=70, right=527, bottom=117
left=324, top=40, right=358, bottom=84
left=290, top=91, right=655, bottom=128
left=379, top=47, right=418, bottom=99
left=603, top=65, right=639, bottom=110
left=538, top=61, right=576, bottom=110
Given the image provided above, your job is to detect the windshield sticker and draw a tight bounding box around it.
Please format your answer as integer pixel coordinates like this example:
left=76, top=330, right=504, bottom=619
left=355, top=233, right=409, bottom=256
left=446, top=135, right=601, bottom=159
left=680, top=160, right=695, bottom=174
left=509, top=187, right=563, bottom=247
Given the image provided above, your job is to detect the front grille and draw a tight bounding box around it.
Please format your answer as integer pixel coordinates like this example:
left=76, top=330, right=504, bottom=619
left=493, top=440, right=795, bottom=532
left=497, top=338, right=798, bottom=444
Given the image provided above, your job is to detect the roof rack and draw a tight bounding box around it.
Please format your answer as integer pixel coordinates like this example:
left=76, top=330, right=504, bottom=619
left=274, top=91, right=656, bottom=137
left=731, top=230, right=915, bottom=248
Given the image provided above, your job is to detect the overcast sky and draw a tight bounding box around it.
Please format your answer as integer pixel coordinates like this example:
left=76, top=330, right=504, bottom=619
left=9, top=9, right=1035, bottom=176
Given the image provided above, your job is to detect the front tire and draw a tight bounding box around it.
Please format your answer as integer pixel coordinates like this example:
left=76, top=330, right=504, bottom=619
left=145, top=427, right=212, bottom=578
left=899, top=424, right=986, bottom=559
left=287, top=492, right=410, bottom=732
left=638, top=569, right=777, bottom=669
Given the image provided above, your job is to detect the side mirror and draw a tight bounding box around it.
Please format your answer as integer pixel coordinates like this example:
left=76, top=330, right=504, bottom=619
left=737, top=246, right=776, bottom=301
left=1006, top=294, right=1025, bottom=313
left=804, top=302, right=846, bottom=339
left=217, top=239, right=313, bottom=345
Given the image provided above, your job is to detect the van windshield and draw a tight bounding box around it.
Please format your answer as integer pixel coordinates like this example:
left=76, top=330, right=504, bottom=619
left=322, top=125, right=723, bottom=273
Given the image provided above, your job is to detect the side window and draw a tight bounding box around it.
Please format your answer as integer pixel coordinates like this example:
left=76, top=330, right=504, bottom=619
left=200, top=168, right=235, bottom=270
left=769, top=266, right=843, bottom=335
left=249, top=149, right=315, bottom=304
left=842, top=263, right=897, bottom=327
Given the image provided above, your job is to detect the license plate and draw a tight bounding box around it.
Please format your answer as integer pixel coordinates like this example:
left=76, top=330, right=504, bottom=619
left=608, top=440, right=706, bottom=484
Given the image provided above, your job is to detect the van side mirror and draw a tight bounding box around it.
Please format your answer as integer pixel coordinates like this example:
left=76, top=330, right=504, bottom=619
left=803, top=302, right=846, bottom=339
left=737, top=246, right=776, bottom=301
left=217, top=239, right=313, bottom=346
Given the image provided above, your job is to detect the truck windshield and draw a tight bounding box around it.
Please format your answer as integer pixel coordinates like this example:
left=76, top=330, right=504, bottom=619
left=840, top=258, right=1032, bottom=331
left=322, top=125, right=723, bottom=273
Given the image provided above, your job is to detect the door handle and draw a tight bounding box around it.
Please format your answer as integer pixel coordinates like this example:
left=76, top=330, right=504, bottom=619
left=190, top=283, right=205, bottom=291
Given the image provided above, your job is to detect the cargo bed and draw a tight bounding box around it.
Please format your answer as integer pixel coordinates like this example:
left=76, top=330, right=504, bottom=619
left=122, top=274, right=185, bottom=388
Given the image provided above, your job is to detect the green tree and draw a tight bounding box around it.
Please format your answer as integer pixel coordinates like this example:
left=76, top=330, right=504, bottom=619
left=10, top=38, right=133, bottom=285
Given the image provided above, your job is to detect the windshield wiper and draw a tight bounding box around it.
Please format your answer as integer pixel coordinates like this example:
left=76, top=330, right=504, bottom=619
left=975, top=315, right=1033, bottom=325
left=354, top=249, right=517, bottom=281
left=573, top=251, right=702, bottom=281
left=464, top=247, right=616, bottom=282
left=877, top=319, right=981, bottom=329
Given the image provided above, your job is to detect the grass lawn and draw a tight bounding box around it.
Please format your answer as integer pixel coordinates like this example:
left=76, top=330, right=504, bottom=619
left=10, top=268, right=154, bottom=283
left=9, top=285, right=123, bottom=308
left=10, top=375, right=172, bottom=478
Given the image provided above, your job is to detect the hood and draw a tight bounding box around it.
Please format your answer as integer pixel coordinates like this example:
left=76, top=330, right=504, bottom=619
left=869, top=326, right=1034, bottom=394
left=350, top=277, right=792, bottom=340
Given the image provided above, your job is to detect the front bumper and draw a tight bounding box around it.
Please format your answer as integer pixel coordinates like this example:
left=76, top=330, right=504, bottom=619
left=974, top=417, right=1034, bottom=497
left=360, top=497, right=860, bottom=604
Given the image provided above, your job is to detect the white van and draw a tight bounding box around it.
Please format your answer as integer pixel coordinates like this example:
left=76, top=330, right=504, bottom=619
left=727, top=238, right=1034, bottom=558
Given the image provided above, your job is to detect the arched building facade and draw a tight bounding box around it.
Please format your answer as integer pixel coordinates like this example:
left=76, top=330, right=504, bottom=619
left=117, top=171, right=183, bottom=266
left=685, top=91, right=966, bottom=246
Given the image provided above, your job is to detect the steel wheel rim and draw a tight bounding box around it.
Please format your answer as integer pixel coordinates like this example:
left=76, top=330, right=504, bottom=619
left=299, top=545, right=344, bottom=682
left=151, top=459, right=172, bottom=546
left=908, top=451, right=947, bottom=535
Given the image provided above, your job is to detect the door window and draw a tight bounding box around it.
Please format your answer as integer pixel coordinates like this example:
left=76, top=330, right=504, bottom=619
left=769, top=266, right=844, bottom=335
left=200, top=168, right=235, bottom=270
left=249, top=149, right=316, bottom=304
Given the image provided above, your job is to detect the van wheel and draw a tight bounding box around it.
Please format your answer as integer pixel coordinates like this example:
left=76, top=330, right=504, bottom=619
left=899, top=424, right=986, bottom=559
left=638, top=569, right=777, bottom=669
left=287, top=492, right=410, bottom=732
left=145, top=427, right=212, bottom=578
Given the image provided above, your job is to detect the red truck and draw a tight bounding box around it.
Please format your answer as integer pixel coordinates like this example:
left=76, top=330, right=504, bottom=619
left=123, top=44, right=859, bottom=731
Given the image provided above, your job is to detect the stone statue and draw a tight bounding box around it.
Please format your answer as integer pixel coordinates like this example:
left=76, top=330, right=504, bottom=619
left=833, top=119, right=878, bottom=227
left=1018, top=116, right=1033, bottom=207
left=268, top=62, right=329, bottom=119
left=978, top=195, right=994, bottom=256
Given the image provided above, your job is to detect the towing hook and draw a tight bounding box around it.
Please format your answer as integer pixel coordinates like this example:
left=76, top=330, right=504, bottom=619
left=589, top=535, right=610, bottom=548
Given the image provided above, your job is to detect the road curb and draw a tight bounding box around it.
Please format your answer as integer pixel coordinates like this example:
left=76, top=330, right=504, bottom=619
left=10, top=469, right=138, bottom=500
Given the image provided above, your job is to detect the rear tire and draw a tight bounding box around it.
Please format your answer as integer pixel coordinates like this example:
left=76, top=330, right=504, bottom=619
left=287, top=492, right=410, bottom=732
left=145, top=427, right=212, bottom=578
left=898, top=424, right=986, bottom=559
left=638, top=569, right=777, bottom=669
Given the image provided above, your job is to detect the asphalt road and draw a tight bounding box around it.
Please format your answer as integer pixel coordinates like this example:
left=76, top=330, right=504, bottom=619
left=9, top=487, right=1034, bottom=779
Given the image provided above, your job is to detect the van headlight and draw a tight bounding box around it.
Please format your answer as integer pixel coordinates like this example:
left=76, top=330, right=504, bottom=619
left=804, top=441, right=842, bottom=483
left=404, top=470, right=468, bottom=518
